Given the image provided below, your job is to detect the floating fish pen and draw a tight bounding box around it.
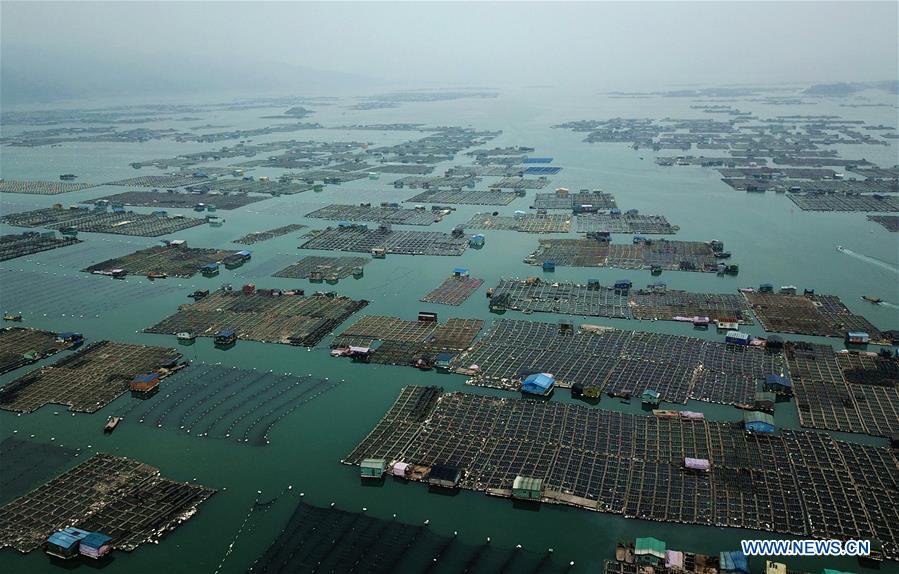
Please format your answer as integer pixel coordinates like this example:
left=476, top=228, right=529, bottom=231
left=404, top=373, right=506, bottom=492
left=743, top=291, right=886, bottom=343
left=576, top=214, right=679, bottom=235
left=305, top=204, right=444, bottom=226
left=0, top=328, right=81, bottom=375
left=787, top=192, right=899, bottom=212
left=145, top=288, right=368, bottom=347
left=290, top=169, right=367, bottom=184
left=490, top=176, right=550, bottom=189
left=533, top=190, right=617, bottom=211
left=451, top=319, right=784, bottom=406
left=403, top=188, right=518, bottom=206
left=393, top=175, right=479, bottom=189
left=0, top=207, right=206, bottom=237
left=366, top=163, right=435, bottom=174
left=421, top=275, right=484, bottom=306
left=786, top=342, right=899, bottom=438
left=247, top=498, right=565, bottom=574
left=332, top=315, right=484, bottom=366
left=191, top=178, right=312, bottom=196
left=867, top=215, right=899, bottom=231
left=234, top=224, right=306, bottom=245
left=90, top=190, right=269, bottom=210
left=465, top=212, right=571, bottom=233
left=273, top=255, right=370, bottom=280
left=82, top=244, right=237, bottom=278
left=104, top=174, right=209, bottom=188
left=299, top=225, right=469, bottom=256
left=345, top=386, right=898, bottom=559
left=118, top=364, right=340, bottom=446
left=0, top=453, right=214, bottom=554
left=526, top=239, right=724, bottom=272
left=0, top=180, right=95, bottom=195
left=723, top=178, right=897, bottom=194
left=0, top=232, right=81, bottom=262
left=0, top=437, right=78, bottom=504
left=0, top=341, right=182, bottom=414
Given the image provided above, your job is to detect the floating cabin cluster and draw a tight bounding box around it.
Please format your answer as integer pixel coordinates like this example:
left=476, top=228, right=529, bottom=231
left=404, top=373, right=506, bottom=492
left=0, top=232, right=81, bottom=262
left=0, top=206, right=206, bottom=237
left=331, top=314, right=484, bottom=369
left=234, top=223, right=306, bottom=244
left=346, top=386, right=899, bottom=560
left=299, top=223, right=470, bottom=256
left=145, top=286, right=368, bottom=346
left=0, top=453, right=214, bottom=558
left=451, top=319, right=785, bottom=406
left=488, top=278, right=753, bottom=324
left=273, top=255, right=369, bottom=282
left=0, top=328, right=83, bottom=375
left=119, top=363, right=341, bottom=446
left=0, top=341, right=183, bottom=414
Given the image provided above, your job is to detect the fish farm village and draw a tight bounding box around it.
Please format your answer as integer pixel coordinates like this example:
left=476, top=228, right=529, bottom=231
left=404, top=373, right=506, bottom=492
left=0, top=341, right=182, bottom=413
left=0, top=453, right=213, bottom=554
left=299, top=224, right=470, bottom=256
left=145, top=287, right=368, bottom=346
left=0, top=232, right=80, bottom=262
left=0, top=206, right=206, bottom=237
left=272, top=255, right=369, bottom=281
left=345, top=386, right=899, bottom=560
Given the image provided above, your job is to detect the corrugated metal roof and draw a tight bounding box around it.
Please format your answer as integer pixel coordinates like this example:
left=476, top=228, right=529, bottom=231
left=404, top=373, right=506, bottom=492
left=80, top=532, right=112, bottom=548
left=512, top=475, right=543, bottom=492
left=635, top=537, right=666, bottom=558
left=720, top=550, right=749, bottom=573
left=48, top=527, right=90, bottom=548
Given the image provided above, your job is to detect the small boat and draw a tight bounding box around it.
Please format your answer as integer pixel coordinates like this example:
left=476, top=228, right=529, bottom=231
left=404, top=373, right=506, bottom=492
left=176, top=331, right=197, bottom=341
left=863, top=295, right=882, bottom=304
left=3, top=313, right=23, bottom=322
left=104, top=416, right=122, bottom=433
left=147, top=271, right=168, bottom=279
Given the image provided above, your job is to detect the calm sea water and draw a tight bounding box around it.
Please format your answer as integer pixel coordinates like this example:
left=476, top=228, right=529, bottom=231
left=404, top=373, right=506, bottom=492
left=1, top=88, right=897, bottom=574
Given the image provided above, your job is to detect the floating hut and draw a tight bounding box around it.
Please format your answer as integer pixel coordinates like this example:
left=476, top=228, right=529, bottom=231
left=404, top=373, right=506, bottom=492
left=428, top=464, right=462, bottom=488
left=635, top=537, right=666, bottom=567
left=720, top=551, right=750, bottom=574
left=641, top=389, right=661, bottom=407
left=511, top=475, right=543, bottom=501
left=521, top=373, right=554, bottom=396
left=130, top=373, right=160, bottom=393
left=360, top=458, right=386, bottom=479
left=764, top=374, right=792, bottom=396
left=725, top=331, right=751, bottom=346
left=743, top=411, right=775, bottom=434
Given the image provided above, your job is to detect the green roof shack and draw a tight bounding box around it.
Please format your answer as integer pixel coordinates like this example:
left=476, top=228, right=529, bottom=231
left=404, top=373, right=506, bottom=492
left=512, top=475, right=543, bottom=501
left=360, top=458, right=387, bottom=479
left=635, top=537, right=666, bottom=566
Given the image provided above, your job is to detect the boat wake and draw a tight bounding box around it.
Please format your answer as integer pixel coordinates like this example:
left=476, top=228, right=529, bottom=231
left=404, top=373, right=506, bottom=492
left=836, top=245, right=899, bottom=274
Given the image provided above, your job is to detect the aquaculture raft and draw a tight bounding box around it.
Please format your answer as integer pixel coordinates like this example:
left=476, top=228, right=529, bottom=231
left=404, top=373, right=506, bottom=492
left=345, top=386, right=899, bottom=560
left=533, top=190, right=617, bottom=211
left=787, top=193, right=899, bottom=212
left=0, top=232, right=81, bottom=262
left=404, top=189, right=518, bottom=206
left=0, top=341, right=182, bottom=414
left=90, top=190, right=269, bottom=210
left=421, top=275, right=484, bottom=306
left=452, top=319, right=782, bottom=406
left=306, top=204, right=444, bottom=225
left=145, top=288, right=368, bottom=347
left=299, top=225, right=469, bottom=256
left=118, top=363, right=341, bottom=446
left=0, top=180, right=96, bottom=195
left=466, top=212, right=571, bottom=233
left=82, top=244, right=237, bottom=278
left=0, top=453, right=214, bottom=554
left=0, top=328, right=81, bottom=375
left=867, top=215, right=899, bottom=231
left=1, top=206, right=206, bottom=237
left=743, top=291, right=886, bottom=343
left=526, top=239, right=725, bottom=272
left=234, top=224, right=306, bottom=245
left=273, top=256, right=369, bottom=280
left=576, top=214, right=678, bottom=234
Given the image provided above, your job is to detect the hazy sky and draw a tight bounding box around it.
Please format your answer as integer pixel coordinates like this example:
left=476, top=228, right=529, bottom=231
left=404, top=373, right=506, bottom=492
left=2, top=1, right=897, bottom=100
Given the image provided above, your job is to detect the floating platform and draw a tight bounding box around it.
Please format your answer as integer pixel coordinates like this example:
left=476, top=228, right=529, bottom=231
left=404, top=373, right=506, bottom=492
left=119, top=363, right=341, bottom=446
left=273, top=256, right=369, bottom=280
left=489, top=279, right=752, bottom=323
left=787, top=343, right=898, bottom=438
left=299, top=225, right=469, bottom=256
left=0, top=453, right=214, bottom=554
left=533, top=190, right=617, bottom=211
left=82, top=244, right=237, bottom=278
left=104, top=174, right=211, bottom=188
left=744, top=291, right=886, bottom=343
left=0, top=327, right=81, bottom=375
left=1, top=207, right=206, bottom=237
left=90, top=190, right=270, bottom=210
left=145, top=288, right=368, bottom=347
left=404, top=188, right=518, bottom=206
left=526, top=239, right=725, bottom=272
left=787, top=192, right=899, bottom=212
left=0, top=232, right=81, bottom=262
left=0, top=180, right=96, bottom=195
left=466, top=212, right=571, bottom=233
left=421, top=275, right=484, bottom=306
left=306, top=204, right=444, bottom=226
left=452, top=319, right=782, bottom=406
left=345, top=386, right=898, bottom=560
left=576, top=213, right=679, bottom=234
left=234, top=224, right=307, bottom=245
left=0, top=341, right=181, bottom=414
left=490, top=176, right=550, bottom=189
left=867, top=215, right=899, bottom=231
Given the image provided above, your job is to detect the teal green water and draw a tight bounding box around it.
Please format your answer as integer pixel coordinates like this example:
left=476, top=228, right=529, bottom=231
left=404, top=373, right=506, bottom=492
left=1, top=88, right=897, bottom=574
